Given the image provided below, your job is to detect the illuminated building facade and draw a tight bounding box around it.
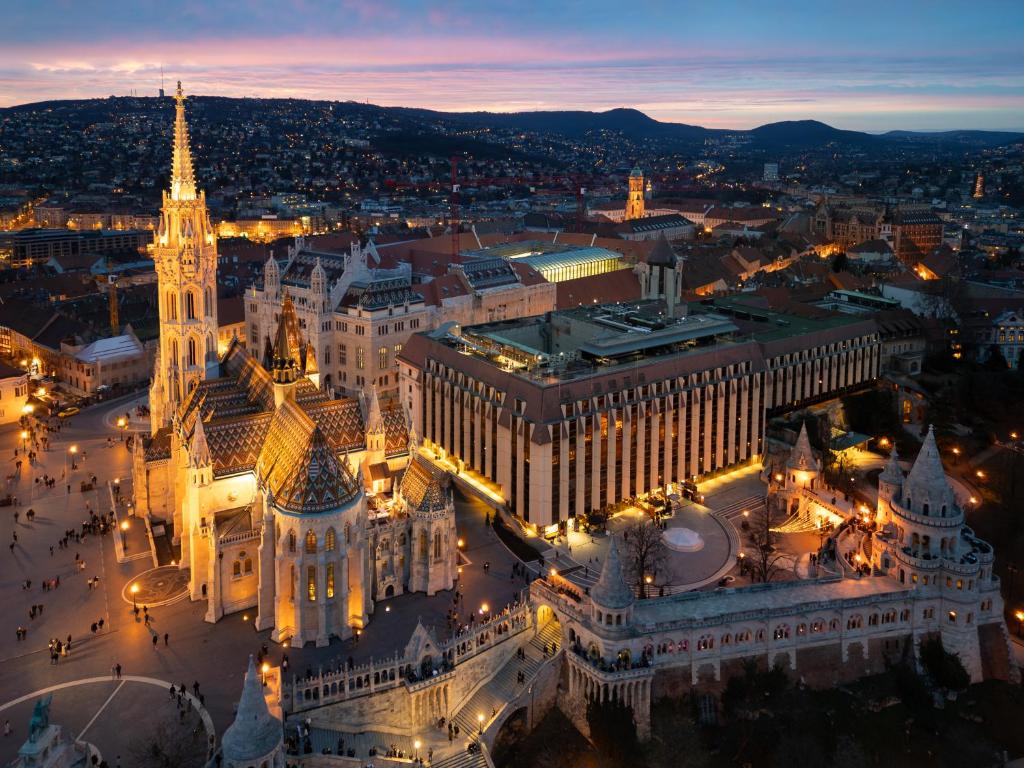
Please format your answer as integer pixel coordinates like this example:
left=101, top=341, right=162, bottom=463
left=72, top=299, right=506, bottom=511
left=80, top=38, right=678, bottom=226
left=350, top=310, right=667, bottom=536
left=399, top=298, right=880, bottom=529
left=625, top=166, right=645, bottom=220
left=149, top=83, right=220, bottom=431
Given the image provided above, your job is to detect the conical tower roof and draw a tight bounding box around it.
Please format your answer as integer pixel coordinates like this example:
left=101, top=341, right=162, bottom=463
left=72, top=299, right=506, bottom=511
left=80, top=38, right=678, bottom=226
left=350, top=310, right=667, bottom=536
left=221, top=656, right=281, bottom=763
left=904, top=425, right=955, bottom=511
left=880, top=446, right=902, bottom=484
left=647, top=234, right=677, bottom=268
left=786, top=422, right=817, bottom=471
left=591, top=536, right=634, bottom=610
left=366, top=386, right=385, bottom=435
left=170, top=82, right=197, bottom=202
left=189, top=416, right=211, bottom=468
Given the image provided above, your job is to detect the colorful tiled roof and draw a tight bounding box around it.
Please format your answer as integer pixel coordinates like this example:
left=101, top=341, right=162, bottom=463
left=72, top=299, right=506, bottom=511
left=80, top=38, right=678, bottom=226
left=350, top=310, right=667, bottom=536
left=400, top=454, right=450, bottom=513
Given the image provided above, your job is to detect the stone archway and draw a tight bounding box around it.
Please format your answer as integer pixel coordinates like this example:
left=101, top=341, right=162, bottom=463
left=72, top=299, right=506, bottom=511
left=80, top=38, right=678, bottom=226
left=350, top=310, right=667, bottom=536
left=535, top=604, right=563, bottom=651
left=490, top=706, right=529, bottom=765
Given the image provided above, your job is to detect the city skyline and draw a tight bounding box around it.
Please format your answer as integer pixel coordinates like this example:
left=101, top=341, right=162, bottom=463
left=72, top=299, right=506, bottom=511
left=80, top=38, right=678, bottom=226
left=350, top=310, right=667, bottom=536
left=1, top=0, right=1022, bottom=131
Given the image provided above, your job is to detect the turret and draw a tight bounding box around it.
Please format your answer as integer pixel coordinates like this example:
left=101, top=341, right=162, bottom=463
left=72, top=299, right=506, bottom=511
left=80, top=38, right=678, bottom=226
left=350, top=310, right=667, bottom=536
left=785, top=422, right=819, bottom=489
left=264, top=254, right=280, bottom=299
left=877, top=446, right=902, bottom=524
left=590, top=536, right=634, bottom=628
left=220, top=656, right=284, bottom=768
left=310, top=256, right=327, bottom=311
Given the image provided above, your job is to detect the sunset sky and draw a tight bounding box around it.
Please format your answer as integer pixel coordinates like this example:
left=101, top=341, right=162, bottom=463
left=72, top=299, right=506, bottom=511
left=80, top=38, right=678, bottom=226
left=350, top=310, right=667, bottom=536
left=1, top=0, right=1022, bottom=131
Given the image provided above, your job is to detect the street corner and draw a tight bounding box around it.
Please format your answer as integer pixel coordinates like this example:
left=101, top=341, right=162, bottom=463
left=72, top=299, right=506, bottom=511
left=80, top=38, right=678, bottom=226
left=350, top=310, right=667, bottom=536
left=123, top=565, right=190, bottom=608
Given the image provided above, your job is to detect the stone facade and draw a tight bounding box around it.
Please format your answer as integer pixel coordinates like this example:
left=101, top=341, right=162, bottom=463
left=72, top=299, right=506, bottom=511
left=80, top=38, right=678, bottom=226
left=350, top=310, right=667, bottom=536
left=134, top=97, right=457, bottom=648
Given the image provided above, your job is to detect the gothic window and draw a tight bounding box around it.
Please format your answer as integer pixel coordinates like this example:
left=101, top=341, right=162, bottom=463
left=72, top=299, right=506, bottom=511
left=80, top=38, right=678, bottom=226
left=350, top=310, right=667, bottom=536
left=205, top=287, right=213, bottom=317
left=419, top=530, right=428, bottom=558
left=187, top=337, right=197, bottom=367
left=186, top=291, right=197, bottom=320
left=232, top=560, right=241, bottom=577
left=305, top=530, right=317, bottom=553
left=356, top=348, right=365, bottom=370
left=697, top=635, right=714, bottom=651
left=344, top=523, right=351, bottom=544
left=307, top=566, right=316, bottom=601
left=773, top=624, right=790, bottom=640
left=433, top=531, right=442, bottom=561
left=171, top=339, right=179, bottom=365
left=289, top=564, right=295, bottom=599
left=244, top=558, right=253, bottom=574
left=325, top=528, right=336, bottom=551
left=288, top=530, right=296, bottom=552
left=327, top=563, right=335, bottom=599
left=379, top=347, right=388, bottom=370
left=167, top=292, right=178, bottom=321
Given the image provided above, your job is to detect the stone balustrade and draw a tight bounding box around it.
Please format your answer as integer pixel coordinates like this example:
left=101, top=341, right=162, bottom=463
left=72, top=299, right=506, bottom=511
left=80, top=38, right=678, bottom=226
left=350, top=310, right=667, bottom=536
left=286, top=600, right=531, bottom=714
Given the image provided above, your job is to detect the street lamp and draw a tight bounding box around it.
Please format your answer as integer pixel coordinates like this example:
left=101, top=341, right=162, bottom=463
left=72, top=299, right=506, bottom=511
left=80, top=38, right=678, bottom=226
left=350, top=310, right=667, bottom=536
left=1015, top=610, right=1024, bottom=637
left=120, top=520, right=129, bottom=551
left=261, top=662, right=270, bottom=686
left=477, top=713, right=484, bottom=734
left=976, top=470, right=985, bottom=480
left=117, top=416, right=127, bottom=441
left=413, top=739, right=421, bottom=760
left=20, top=430, right=28, bottom=452
left=130, top=583, right=139, bottom=610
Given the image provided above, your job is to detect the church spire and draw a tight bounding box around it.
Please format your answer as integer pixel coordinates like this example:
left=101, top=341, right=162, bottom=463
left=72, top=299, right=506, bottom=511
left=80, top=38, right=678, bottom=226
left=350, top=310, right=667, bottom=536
left=170, top=81, right=197, bottom=202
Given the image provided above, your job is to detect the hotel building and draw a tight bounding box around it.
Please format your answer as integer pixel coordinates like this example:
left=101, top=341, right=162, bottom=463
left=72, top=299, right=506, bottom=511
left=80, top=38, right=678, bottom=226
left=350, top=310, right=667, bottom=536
left=399, top=298, right=881, bottom=530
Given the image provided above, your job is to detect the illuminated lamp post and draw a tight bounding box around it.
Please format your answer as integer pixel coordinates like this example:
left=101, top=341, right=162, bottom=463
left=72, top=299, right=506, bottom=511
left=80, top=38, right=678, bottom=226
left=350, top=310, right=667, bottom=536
left=130, top=583, right=139, bottom=611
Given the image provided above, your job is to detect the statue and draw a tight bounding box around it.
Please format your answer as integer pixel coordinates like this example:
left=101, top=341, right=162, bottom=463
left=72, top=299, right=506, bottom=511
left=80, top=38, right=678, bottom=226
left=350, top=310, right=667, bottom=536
left=28, top=695, right=51, bottom=742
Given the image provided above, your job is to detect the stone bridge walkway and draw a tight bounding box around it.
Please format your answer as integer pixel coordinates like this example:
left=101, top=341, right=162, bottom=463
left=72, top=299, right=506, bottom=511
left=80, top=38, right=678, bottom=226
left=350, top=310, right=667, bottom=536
left=300, top=619, right=561, bottom=767
left=451, top=619, right=561, bottom=736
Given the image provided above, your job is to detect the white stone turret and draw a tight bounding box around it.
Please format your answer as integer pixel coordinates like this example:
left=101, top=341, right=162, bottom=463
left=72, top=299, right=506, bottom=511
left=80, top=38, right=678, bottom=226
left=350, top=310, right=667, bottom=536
left=876, top=446, right=902, bottom=524
left=221, top=656, right=284, bottom=768
left=264, top=254, right=280, bottom=299
left=902, top=426, right=955, bottom=519
left=590, top=536, right=634, bottom=627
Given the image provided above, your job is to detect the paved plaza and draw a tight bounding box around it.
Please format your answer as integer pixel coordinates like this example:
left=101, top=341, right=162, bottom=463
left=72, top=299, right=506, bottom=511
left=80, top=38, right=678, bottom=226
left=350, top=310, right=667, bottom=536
left=0, top=394, right=522, bottom=765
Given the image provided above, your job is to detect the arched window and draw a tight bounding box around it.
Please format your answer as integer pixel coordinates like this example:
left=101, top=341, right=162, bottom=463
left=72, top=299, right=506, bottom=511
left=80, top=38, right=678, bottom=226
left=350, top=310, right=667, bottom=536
left=186, top=291, right=197, bottom=320
left=305, top=530, right=317, bottom=553
left=419, top=530, right=428, bottom=558
left=287, top=530, right=296, bottom=553
left=187, top=337, right=197, bottom=367
left=232, top=560, right=241, bottom=577
left=326, top=563, right=335, bottom=599
left=433, top=531, right=442, bottom=561
left=167, top=292, right=178, bottom=321
left=325, top=528, right=336, bottom=551
left=344, top=523, right=351, bottom=545
left=244, top=558, right=253, bottom=574
left=205, top=287, right=213, bottom=317
left=307, top=565, right=316, bottom=601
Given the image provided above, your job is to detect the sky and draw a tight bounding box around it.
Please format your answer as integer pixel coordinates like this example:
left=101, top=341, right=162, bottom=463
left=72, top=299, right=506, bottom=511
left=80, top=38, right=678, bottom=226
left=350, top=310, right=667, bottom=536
left=1, top=0, right=1022, bottom=131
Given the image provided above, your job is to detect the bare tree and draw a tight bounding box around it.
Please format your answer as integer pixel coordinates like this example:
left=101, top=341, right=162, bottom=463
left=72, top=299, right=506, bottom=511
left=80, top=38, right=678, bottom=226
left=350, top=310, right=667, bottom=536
left=126, top=714, right=207, bottom=768
left=621, top=518, right=669, bottom=598
left=746, top=505, right=787, bottom=583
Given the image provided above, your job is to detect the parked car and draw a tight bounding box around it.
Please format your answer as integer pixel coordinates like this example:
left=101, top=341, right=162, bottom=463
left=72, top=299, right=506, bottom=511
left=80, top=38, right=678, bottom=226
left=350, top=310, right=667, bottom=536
left=57, top=406, right=80, bottom=418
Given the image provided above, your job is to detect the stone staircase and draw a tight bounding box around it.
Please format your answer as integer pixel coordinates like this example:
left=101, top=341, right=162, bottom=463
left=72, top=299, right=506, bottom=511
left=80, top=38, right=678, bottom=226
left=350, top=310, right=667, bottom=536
left=430, top=748, right=489, bottom=768
left=451, top=619, right=562, bottom=736
left=305, top=726, right=418, bottom=760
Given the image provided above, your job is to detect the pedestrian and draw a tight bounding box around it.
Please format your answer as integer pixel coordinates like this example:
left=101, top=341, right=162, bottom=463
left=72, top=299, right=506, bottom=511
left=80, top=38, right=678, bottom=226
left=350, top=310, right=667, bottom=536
left=98, top=618, right=105, bottom=630
left=164, top=632, right=169, bottom=646
left=115, top=663, right=122, bottom=679
left=152, top=635, right=158, bottom=649
left=3, top=720, right=9, bottom=737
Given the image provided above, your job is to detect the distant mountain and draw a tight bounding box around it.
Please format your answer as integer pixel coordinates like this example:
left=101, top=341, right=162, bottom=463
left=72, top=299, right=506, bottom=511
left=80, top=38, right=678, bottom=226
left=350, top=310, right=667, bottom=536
left=3, top=96, right=1021, bottom=151
left=394, top=106, right=716, bottom=142
left=881, top=129, right=1024, bottom=145
left=749, top=119, right=878, bottom=148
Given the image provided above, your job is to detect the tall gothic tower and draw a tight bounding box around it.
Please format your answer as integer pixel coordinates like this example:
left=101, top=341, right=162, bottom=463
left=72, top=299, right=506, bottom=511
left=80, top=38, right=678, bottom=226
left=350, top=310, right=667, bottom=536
left=150, top=82, right=219, bottom=433
left=625, top=165, right=645, bottom=220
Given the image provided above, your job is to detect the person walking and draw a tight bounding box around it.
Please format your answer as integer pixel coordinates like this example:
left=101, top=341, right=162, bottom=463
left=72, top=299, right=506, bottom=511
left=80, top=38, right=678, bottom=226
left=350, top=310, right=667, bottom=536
left=164, top=632, right=169, bottom=646
left=3, top=720, right=9, bottom=737
left=152, top=635, right=158, bottom=649
left=115, top=663, right=122, bottom=679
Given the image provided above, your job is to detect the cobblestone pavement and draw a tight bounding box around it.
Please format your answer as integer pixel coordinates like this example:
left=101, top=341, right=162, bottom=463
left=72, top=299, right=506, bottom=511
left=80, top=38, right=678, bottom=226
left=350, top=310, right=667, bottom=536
left=123, top=566, right=191, bottom=607
left=0, top=395, right=523, bottom=765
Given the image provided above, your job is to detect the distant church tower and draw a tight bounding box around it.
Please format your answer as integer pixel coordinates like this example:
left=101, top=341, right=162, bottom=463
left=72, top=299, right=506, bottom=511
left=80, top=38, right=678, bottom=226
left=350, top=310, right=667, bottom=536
left=150, top=82, right=220, bottom=433
left=625, top=165, right=645, bottom=220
